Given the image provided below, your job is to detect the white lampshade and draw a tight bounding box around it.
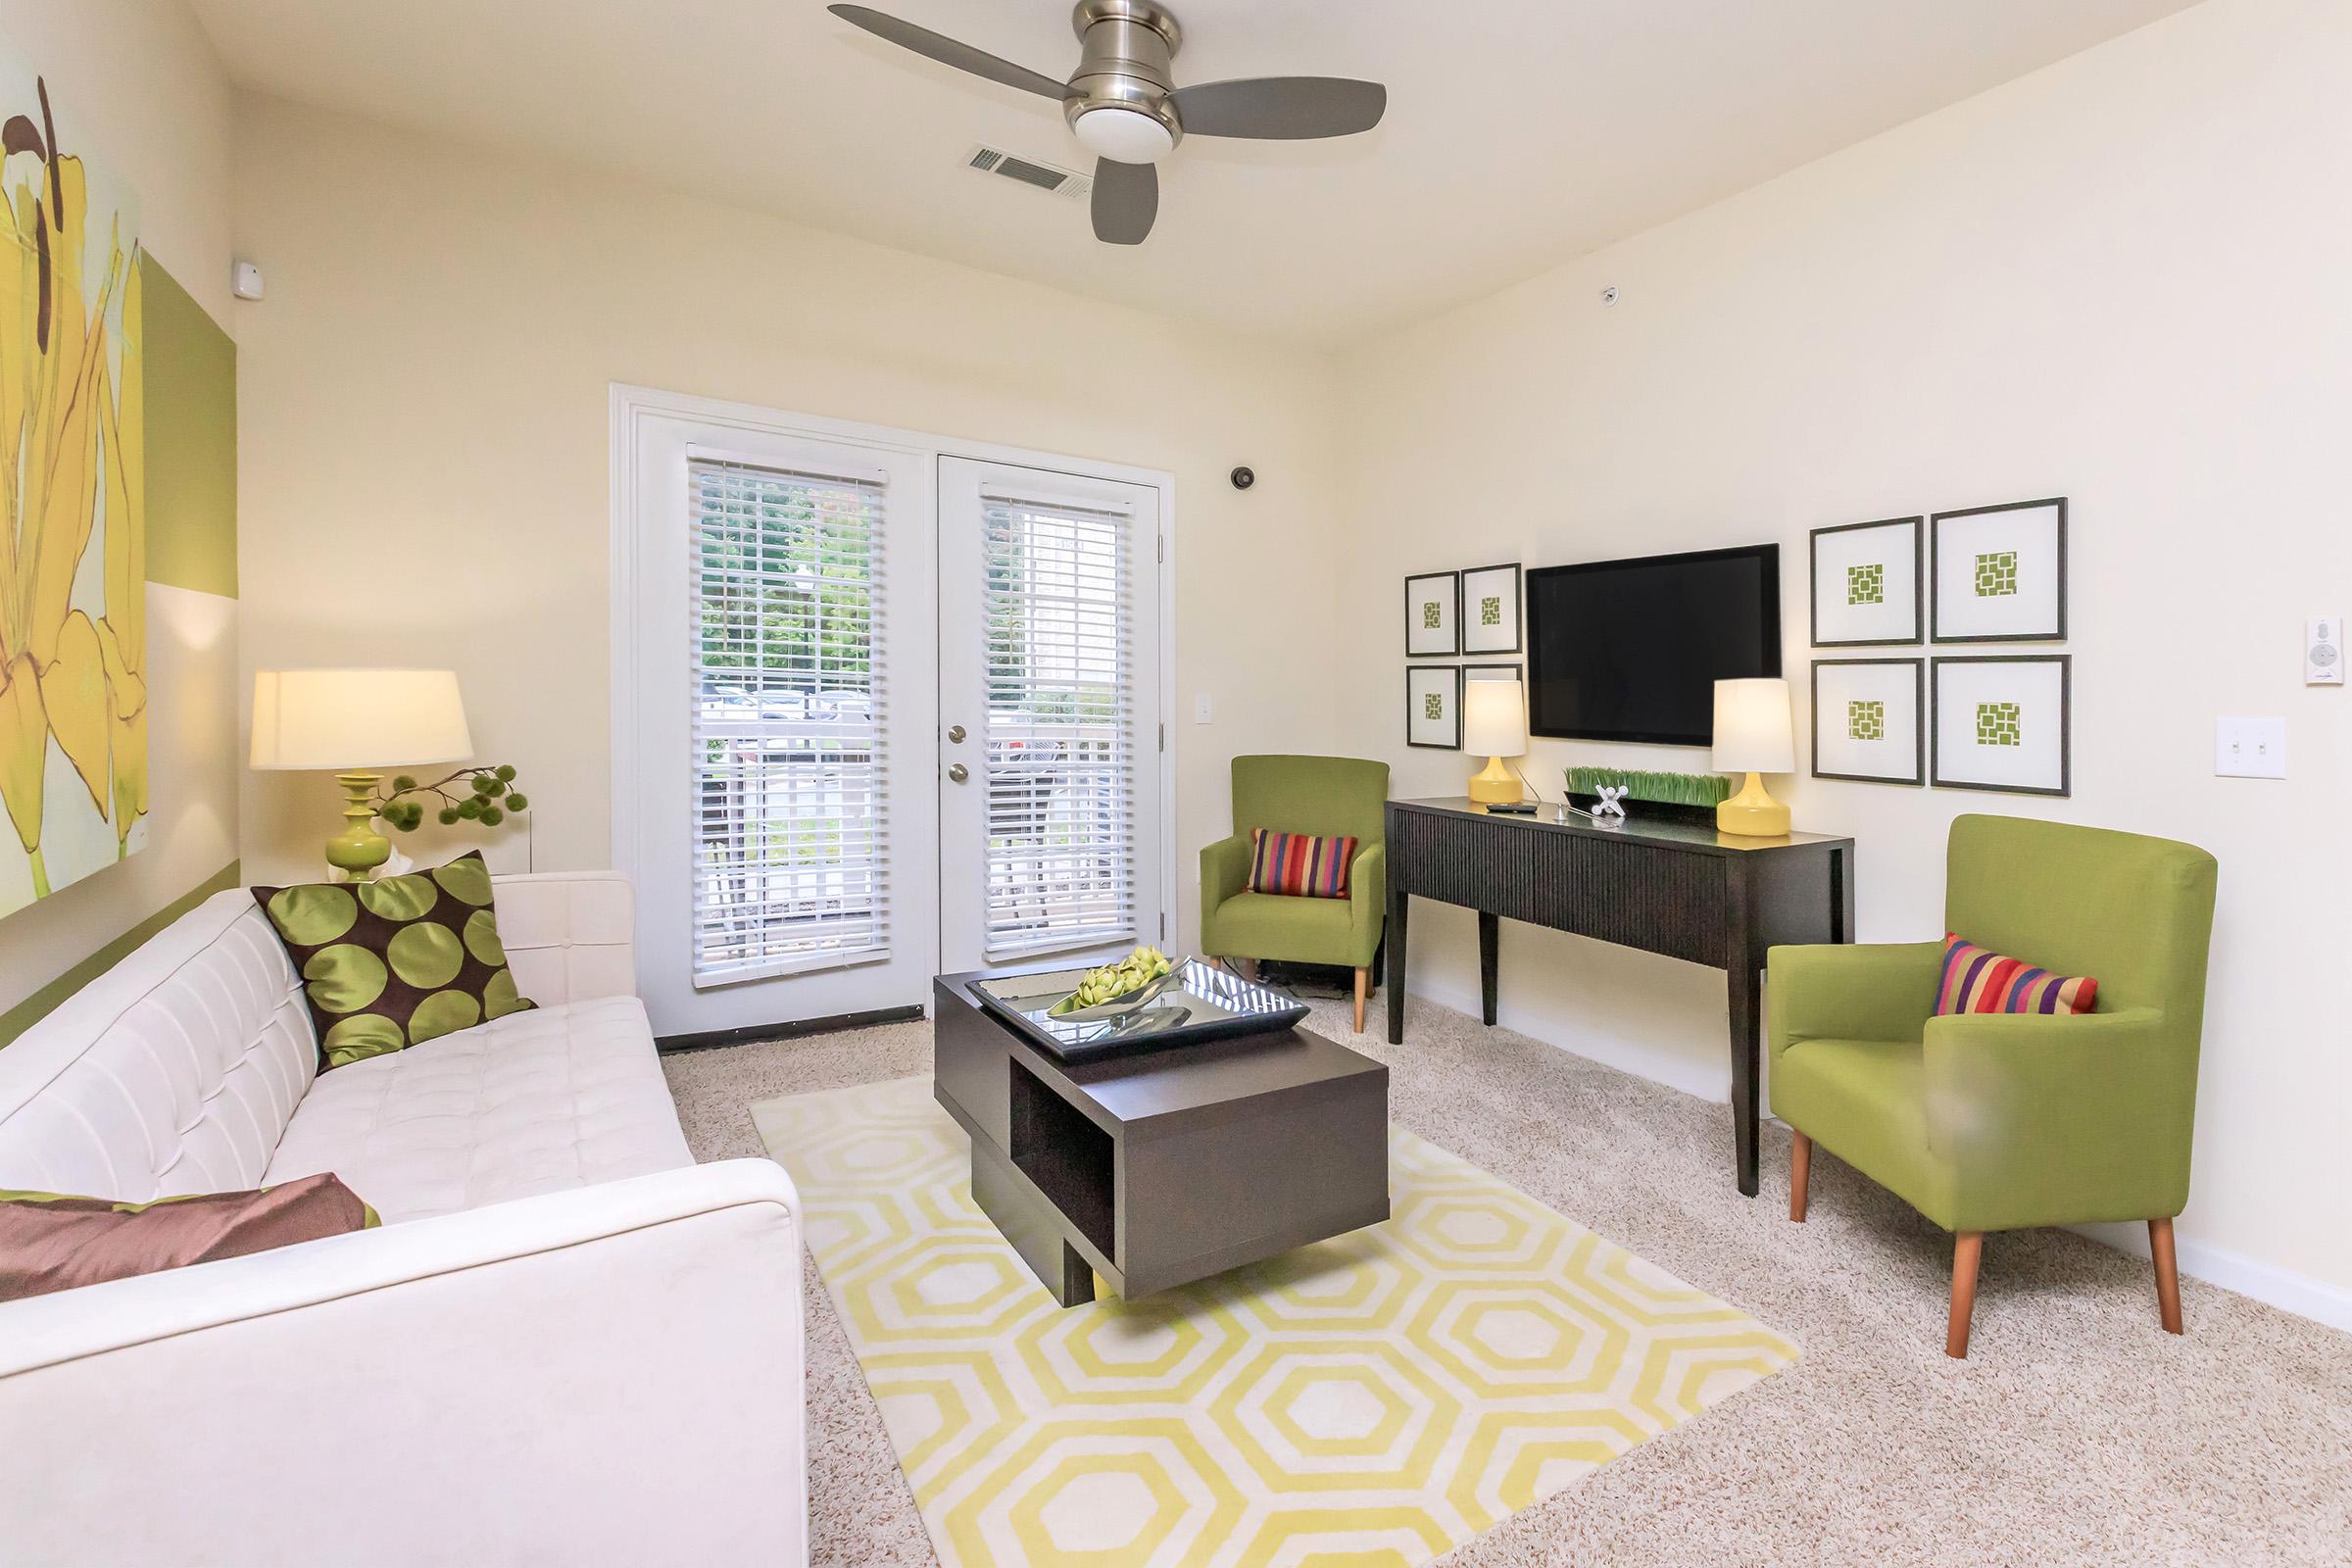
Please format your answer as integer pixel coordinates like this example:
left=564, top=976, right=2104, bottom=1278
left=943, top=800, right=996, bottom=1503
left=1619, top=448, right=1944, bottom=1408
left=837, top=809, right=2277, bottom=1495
left=1712, top=678, right=1795, bottom=773
left=1463, top=677, right=1528, bottom=759
left=251, top=669, right=473, bottom=771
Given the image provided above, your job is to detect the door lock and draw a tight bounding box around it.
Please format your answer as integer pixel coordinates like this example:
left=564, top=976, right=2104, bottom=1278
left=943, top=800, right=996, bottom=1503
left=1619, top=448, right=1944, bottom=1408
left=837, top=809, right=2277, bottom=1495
left=947, top=724, right=966, bottom=743
left=948, top=762, right=969, bottom=783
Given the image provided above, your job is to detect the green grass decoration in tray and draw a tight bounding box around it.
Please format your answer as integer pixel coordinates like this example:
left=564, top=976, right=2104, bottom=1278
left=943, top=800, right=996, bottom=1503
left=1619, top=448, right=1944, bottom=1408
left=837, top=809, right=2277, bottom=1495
left=1565, top=766, right=1734, bottom=808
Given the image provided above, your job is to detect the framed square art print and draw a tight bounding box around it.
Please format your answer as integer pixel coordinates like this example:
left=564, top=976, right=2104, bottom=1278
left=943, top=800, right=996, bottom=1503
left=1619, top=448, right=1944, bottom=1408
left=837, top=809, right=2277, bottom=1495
left=1811, top=516, right=1921, bottom=646
left=1812, top=659, right=1925, bottom=786
left=1405, top=571, right=1460, bottom=657
left=1460, top=563, right=1523, bottom=656
left=1932, top=656, right=2070, bottom=797
left=1932, top=498, right=2067, bottom=642
left=1406, top=665, right=1463, bottom=750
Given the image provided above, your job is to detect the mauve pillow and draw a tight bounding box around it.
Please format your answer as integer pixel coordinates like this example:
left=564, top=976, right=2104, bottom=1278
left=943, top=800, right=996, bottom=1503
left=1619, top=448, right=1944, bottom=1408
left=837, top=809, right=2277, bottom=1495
left=0, top=1173, right=379, bottom=1302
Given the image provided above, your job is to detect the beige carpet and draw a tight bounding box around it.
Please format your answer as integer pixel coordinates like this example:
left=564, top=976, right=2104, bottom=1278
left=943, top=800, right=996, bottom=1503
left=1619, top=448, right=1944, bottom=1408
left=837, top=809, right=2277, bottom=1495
left=665, top=993, right=2352, bottom=1567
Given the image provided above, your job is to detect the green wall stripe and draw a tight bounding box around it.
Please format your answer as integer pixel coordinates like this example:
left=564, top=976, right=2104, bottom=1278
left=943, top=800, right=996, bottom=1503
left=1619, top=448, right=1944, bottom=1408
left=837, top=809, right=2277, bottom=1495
left=0, top=862, right=243, bottom=1047
left=141, top=255, right=239, bottom=599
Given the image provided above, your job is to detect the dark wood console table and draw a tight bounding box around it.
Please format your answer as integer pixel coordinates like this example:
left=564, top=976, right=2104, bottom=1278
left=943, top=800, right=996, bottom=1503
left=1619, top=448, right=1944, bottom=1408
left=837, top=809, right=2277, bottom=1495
left=1384, top=798, right=1854, bottom=1197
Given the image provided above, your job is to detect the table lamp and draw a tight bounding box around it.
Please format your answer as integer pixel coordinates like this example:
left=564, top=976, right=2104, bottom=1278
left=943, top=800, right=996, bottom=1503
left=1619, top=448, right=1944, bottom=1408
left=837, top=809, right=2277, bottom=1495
left=1713, top=677, right=1794, bottom=837
left=1463, top=676, right=1529, bottom=807
left=251, top=669, right=473, bottom=878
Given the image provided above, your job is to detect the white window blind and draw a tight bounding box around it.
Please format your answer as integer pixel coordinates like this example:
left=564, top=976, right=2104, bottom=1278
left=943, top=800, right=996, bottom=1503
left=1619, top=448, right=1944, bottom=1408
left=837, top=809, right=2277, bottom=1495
left=688, top=455, right=890, bottom=986
left=978, top=488, right=1140, bottom=961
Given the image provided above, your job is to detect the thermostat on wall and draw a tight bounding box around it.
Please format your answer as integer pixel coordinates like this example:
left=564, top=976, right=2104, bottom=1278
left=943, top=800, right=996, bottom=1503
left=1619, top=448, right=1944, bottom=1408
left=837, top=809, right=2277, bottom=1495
left=231, top=261, right=265, bottom=301
left=2309, top=615, right=2343, bottom=685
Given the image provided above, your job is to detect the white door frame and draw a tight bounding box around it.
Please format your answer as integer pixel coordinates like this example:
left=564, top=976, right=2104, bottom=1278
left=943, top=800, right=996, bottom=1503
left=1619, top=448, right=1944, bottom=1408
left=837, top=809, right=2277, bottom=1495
left=609, top=383, right=1179, bottom=1012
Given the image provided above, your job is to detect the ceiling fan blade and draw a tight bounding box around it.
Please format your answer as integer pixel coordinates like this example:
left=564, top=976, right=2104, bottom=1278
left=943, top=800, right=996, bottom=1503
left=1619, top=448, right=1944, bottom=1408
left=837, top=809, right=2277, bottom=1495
left=1172, top=76, right=1387, bottom=140
left=1091, top=159, right=1157, bottom=245
left=826, top=5, right=1069, bottom=101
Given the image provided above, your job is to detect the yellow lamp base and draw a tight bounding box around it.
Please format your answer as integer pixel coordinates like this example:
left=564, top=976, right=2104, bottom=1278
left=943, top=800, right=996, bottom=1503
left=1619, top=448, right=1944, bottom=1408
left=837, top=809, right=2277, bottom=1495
left=1715, top=771, right=1791, bottom=838
left=1467, top=756, right=1523, bottom=806
left=326, top=771, right=392, bottom=880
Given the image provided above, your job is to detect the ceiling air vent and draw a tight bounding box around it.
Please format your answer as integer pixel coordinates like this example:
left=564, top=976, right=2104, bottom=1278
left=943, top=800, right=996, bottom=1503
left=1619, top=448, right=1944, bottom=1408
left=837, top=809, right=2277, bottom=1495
left=965, top=145, right=1092, bottom=201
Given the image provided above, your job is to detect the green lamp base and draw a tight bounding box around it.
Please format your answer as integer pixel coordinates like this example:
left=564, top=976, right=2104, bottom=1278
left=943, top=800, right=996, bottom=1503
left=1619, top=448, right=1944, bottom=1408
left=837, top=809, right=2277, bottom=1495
left=325, top=771, right=391, bottom=880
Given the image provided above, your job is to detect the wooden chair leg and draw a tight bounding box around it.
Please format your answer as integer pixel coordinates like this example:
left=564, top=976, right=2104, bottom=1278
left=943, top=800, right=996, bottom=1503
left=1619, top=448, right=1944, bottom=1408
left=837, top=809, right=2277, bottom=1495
left=2149, top=1217, right=2184, bottom=1335
left=1788, top=1130, right=1811, bottom=1223
left=1352, top=967, right=1369, bottom=1034
left=1945, top=1231, right=1984, bottom=1359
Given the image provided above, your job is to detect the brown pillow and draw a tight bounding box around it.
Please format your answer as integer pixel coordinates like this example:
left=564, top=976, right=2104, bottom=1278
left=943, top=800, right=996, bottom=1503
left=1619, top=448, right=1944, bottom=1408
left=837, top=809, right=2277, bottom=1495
left=0, top=1173, right=379, bottom=1302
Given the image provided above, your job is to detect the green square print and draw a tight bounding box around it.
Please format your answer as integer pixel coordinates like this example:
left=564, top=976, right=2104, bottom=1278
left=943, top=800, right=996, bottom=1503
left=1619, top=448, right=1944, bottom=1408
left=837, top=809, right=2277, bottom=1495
left=1847, top=700, right=1885, bottom=742
left=1974, top=551, right=2019, bottom=597
left=1846, top=564, right=1884, bottom=607
left=1976, top=701, right=2023, bottom=747
left=1480, top=595, right=1502, bottom=626
left=1422, top=600, right=1443, bottom=630
left=1423, top=692, right=1444, bottom=721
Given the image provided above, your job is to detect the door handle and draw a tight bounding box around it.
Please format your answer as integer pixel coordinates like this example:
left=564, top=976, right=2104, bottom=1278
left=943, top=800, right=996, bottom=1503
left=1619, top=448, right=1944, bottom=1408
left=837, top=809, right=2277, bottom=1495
left=947, top=724, right=966, bottom=744
left=948, top=762, right=970, bottom=783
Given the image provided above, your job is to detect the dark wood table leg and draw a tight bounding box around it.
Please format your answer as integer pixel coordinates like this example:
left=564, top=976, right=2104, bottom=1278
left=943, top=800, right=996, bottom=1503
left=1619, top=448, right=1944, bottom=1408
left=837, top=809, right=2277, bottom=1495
left=1478, top=910, right=1499, bottom=1026
left=1726, top=862, right=1761, bottom=1197
left=1834, top=844, right=1857, bottom=944
left=1386, top=887, right=1409, bottom=1045
left=1729, top=960, right=1761, bottom=1197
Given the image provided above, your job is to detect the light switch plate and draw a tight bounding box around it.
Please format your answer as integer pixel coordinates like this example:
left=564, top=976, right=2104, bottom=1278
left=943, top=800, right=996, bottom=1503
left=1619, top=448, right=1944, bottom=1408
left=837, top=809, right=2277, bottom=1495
left=1193, top=692, right=1212, bottom=724
left=2215, top=716, right=2286, bottom=779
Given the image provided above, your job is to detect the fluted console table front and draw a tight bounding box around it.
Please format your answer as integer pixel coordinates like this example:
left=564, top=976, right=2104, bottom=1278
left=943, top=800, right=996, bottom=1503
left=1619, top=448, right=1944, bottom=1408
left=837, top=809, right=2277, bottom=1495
left=1384, top=798, right=1856, bottom=1196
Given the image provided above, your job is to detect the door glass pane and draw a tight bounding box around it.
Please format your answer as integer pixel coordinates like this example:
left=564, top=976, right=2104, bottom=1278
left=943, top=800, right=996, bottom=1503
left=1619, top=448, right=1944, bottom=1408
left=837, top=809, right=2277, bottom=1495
left=688, top=458, right=889, bottom=985
left=978, top=492, right=1137, bottom=960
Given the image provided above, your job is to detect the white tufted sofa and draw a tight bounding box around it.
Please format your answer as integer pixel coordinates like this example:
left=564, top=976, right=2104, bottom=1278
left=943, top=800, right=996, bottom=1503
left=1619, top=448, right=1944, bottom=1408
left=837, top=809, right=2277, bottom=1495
left=0, top=872, right=807, bottom=1567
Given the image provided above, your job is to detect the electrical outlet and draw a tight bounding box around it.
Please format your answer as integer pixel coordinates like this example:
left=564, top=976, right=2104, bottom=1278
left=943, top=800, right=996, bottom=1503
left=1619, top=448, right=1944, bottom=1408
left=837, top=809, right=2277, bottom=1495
left=2215, top=716, right=2286, bottom=779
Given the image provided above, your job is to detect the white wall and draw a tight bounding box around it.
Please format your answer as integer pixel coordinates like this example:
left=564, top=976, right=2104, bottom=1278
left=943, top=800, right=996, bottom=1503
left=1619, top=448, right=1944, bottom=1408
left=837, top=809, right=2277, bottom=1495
left=1334, top=0, right=2352, bottom=1303
left=230, top=96, right=1347, bottom=962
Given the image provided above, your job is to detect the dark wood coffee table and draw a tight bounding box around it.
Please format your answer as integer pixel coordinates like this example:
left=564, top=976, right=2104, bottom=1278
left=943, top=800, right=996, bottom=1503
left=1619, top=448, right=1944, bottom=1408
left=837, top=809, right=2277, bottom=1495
left=933, top=965, right=1391, bottom=1306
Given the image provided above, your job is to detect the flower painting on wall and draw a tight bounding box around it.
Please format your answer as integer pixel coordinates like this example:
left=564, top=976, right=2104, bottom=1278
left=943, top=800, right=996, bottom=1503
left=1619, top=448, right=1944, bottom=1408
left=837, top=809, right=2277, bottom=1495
left=0, top=62, right=146, bottom=916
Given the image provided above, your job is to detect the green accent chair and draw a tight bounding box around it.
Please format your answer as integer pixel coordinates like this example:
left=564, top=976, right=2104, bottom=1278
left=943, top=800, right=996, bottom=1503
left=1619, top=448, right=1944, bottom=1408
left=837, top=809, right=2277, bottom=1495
left=1200, top=756, right=1389, bottom=1033
left=1768, top=814, right=2217, bottom=1358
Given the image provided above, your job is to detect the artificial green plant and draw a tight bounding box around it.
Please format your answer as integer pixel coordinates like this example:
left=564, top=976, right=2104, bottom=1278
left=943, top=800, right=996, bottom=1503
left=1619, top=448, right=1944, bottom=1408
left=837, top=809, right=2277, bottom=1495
left=369, top=764, right=531, bottom=837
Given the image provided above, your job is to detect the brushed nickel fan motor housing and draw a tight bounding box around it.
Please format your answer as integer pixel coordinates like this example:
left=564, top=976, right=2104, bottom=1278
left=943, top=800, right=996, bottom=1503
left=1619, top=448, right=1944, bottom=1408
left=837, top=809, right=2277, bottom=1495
left=1065, top=0, right=1185, bottom=151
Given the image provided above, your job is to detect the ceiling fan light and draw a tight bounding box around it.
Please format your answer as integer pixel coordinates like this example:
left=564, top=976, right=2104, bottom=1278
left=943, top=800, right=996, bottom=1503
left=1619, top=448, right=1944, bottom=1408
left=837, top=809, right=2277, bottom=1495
left=1072, top=105, right=1175, bottom=164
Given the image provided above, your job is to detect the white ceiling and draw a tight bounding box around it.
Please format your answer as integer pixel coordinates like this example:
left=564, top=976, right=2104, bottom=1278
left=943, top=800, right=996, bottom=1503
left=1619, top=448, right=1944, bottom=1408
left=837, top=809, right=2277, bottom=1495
left=188, top=0, right=2199, bottom=347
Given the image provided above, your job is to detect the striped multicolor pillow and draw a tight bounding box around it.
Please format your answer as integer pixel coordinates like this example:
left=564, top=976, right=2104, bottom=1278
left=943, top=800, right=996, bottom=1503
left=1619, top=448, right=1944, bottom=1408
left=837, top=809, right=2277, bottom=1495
left=1935, top=933, right=2099, bottom=1016
left=1248, top=829, right=1359, bottom=900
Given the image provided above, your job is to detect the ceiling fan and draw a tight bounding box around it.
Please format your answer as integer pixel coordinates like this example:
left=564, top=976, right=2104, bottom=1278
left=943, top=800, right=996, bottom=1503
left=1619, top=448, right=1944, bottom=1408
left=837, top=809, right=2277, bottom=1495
left=827, top=1, right=1387, bottom=245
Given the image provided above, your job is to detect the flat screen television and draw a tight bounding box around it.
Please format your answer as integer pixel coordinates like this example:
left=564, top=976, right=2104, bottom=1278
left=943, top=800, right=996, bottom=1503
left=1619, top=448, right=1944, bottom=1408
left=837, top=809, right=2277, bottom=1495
left=1525, top=544, right=1782, bottom=747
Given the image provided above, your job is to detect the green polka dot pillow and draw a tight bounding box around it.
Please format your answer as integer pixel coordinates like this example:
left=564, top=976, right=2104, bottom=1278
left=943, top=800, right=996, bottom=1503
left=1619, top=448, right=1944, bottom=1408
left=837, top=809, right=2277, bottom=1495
left=253, top=852, right=536, bottom=1071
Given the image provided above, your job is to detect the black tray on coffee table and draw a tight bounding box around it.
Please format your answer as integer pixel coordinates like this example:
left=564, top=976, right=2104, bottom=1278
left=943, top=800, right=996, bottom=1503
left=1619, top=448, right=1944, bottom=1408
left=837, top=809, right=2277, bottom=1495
left=968, top=957, right=1310, bottom=1064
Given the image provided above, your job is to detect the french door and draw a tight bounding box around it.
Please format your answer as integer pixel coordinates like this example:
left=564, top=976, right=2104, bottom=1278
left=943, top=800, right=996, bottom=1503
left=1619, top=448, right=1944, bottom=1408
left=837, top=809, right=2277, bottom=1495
left=615, top=393, right=1163, bottom=1039
left=619, top=411, right=940, bottom=1037
left=937, top=459, right=1164, bottom=975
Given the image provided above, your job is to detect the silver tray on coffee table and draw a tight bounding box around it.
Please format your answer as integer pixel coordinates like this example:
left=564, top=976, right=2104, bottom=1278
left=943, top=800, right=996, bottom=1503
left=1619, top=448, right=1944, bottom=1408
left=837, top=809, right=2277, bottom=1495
left=969, top=958, right=1311, bottom=1063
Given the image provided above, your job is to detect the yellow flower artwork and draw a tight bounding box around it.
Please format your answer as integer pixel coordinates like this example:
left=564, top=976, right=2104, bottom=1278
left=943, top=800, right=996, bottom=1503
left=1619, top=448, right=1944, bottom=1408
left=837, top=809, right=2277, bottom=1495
left=0, top=70, right=145, bottom=915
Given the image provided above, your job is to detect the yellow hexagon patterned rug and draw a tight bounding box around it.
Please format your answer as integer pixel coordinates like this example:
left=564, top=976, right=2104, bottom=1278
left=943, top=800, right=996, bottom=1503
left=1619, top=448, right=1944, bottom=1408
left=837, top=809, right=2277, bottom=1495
left=754, top=1077, right=1796, bottom=1567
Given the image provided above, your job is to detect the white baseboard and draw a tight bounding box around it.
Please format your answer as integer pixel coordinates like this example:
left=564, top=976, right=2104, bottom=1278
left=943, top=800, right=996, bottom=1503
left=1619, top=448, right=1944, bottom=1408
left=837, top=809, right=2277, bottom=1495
left=1402, top=980, right=2352, bottom=1337
left=2071, top=1221, right=2352, bottom=1334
